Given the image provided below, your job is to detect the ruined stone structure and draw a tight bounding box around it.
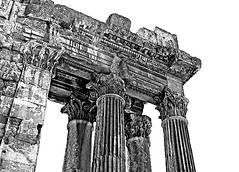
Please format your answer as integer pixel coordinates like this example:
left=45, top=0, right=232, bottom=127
left=0, top=0, right=201, bottom=172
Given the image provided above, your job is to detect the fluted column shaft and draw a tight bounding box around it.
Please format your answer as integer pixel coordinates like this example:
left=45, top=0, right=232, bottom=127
left=92, top=94, right=126, bottom=172
left=157, top=88, right=196, bottom=172
left=162, top=117, right=195, bottom=172
left=125, top=114, right=152, bottom=172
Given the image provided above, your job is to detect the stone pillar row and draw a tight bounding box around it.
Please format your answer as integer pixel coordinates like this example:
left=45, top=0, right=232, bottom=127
left=60, top=86, right=197, bottom=172
left=156, top=87, right=196, bottom=172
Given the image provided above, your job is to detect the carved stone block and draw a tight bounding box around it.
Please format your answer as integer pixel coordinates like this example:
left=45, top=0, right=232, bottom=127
left=0, top=60, right=23, bottom=82
left=0, top=96, right=14, bottom=117
left=10, top=98, right=45, bottom=124
left=21, top=65, right=51, bottom=90
left=0, top=159, right=35, bottom=172
left=16, top=82, right=48, bottom=106
left=0, top=79, right=17, bottom=97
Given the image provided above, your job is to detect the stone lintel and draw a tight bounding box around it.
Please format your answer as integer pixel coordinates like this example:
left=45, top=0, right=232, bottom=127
left=21, top=0, right=200, bottom=83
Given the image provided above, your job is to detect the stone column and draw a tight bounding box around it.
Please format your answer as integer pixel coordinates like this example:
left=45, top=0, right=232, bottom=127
left=125, top=114, right=152, bottom=172
left=156, top=87, right=196, bottom=172
left=61, top=93, right=97, bottom=172
left=88, top=73, right=126, bottom=172
left=0, top=40, right=64, bottom=171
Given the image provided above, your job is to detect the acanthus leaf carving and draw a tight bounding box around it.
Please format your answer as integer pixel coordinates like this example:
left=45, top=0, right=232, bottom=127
left=125, top=114, right=152, bottom=140
left=86, top=51, right=128, bottom=97
left=20, top=40, right=65, bottom=72
left=155, top=87, right=189, bottom=120
left=61, top=93, right=96, bottom=123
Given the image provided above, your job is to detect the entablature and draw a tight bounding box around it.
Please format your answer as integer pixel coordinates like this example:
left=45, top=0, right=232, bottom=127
left=0, top=0, right=201, bottom=105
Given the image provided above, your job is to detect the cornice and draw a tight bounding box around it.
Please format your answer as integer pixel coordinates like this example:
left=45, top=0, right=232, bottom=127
left=20, top=0, right=201, bottom=84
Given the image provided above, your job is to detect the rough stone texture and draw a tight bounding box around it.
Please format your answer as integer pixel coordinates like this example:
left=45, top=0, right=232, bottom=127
left=0, top=0, right=201, bottom=171
left=21, top=65, right=51, bottom=90
left=106, top=13, right=131, bottom=31
left=156, top=88, right=196, bottom=172
left=16, top=82, right=48, bottom=106
left=0, top=96, right=14, bottom=117
left=0, top=3, right=62, bottom=169
left=126, top=137, right=151, bottom=172
left=62, top=120, right=93, bottom=172
left=61, top=94, right=96, bottom=172
left=125, top=114, right=152, bottom=172
left=0, top=159, right=35, bottom=172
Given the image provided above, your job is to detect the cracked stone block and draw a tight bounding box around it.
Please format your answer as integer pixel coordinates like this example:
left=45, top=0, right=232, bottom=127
left=16, top=82, right=47, bottom=106
left=0, top=49, right=23, bottom=63
left=0, top=115, right=8, bottom=140
left=10, top=98, right=45, bottom=124
left=0, top=79, right=18, bottom=97
left=0, top=96, right=14, bottom=117
left=0, top=0, right=13, bottom=19
left=1, top=137, right=39, bottom=165
left=21, top=65, right=51, bottom=90
left=0, top=159, right=35, bottom=172
left=0, top=59, right=23, bottom=82
left=167, top=74, right=183, bottom=94
left=6, top=120, right=40, bottom=145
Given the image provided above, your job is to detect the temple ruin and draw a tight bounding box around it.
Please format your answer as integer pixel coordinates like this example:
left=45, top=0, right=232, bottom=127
left=0, top=0, right=201, bottom=171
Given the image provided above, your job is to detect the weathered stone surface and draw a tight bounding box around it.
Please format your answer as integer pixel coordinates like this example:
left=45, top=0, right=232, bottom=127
left=166, top=74, right=183, bottom=94
left=156, top=88, right=196, bottom=172
left=156, top=87, right=188, bottom=120
left=125, top=114, right=152, bottom=140
left=0, top=159, right=35, bottom=172
left=61, top=94, right=96, bottom=123
left=10, top=98, right=45, bottom=124
left=1, top=137, right=39, bottom=165
left=0, top=96, right=14, bottom=117
left=0, top=1, right=201, bottom=171
left=0, top=49, right=23, bottom=63
left=0, top=60, right=23, bottom=82
left=125, top=114, right=152, bottom=172
left=154, top=27, right=178, bottom=49
left=21, top=65, right=51, bottom=90
left=106, top=13, right=131, bottom=31
left=0, top=79, right=17, bottom=97
left=16, top=82, right=48, bottom=106
left=62, top=120, right=93, bottom=172
left=127, top=137, right=151, bottom=172
left=0, top=0, right=13, bottom=19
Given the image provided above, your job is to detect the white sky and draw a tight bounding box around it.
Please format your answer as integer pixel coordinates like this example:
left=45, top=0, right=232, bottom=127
left=36, top=0, right=239, bottom=171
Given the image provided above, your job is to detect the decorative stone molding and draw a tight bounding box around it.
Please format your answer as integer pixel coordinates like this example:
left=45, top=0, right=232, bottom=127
left=125, top=114, right=152, bottom=140
left=155, top=87, right=189, bottom=120
left=87, top=51, right=127, bottom=97
left=20, top=40, right=65, bottom=72
left=61, top=94, right=96, bottom=123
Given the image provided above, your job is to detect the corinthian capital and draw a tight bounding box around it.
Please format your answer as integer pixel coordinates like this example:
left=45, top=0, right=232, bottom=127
left=61, top=94, right=96, bottom=123
left=125, top=114, right=152, bottom=140
left=155, top=87, right=189, bottom=120
left=20, top=40, right=64, bottom=72
left=86, top=73, right=126, bottom=97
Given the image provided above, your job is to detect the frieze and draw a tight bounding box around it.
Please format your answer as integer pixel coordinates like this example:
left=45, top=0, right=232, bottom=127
left=0, top=0, right=201, bottom=105
left=9, top=0, right=201, bottom=83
